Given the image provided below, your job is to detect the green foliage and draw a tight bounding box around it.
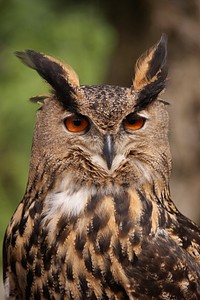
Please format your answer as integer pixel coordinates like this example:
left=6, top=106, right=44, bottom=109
left=0, top=0, right=116, bottom=274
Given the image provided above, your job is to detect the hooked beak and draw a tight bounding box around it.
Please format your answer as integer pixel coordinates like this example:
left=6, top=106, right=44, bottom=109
left=103, top=134, right=114, bottom=170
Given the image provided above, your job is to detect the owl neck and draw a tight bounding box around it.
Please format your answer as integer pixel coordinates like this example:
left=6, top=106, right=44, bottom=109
left=21, top=165, right=179, bottom=250
left=25, top=168, right=175, bottom=219
left=24, top=152, right=176, bottom=228
left=29, top=179, right=178, bottom=250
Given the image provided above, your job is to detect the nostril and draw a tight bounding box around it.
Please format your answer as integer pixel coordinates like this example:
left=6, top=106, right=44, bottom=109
left=129, top=150, right=136, bottom=156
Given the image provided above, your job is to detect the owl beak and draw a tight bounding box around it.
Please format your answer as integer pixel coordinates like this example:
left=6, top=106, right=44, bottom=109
left=103, top=134, right=114, bottom=170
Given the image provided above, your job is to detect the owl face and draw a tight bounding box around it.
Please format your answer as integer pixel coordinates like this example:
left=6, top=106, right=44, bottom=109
left=17, top=34, right=170, bottom=190
left=31, top=83, right=170, bottom=190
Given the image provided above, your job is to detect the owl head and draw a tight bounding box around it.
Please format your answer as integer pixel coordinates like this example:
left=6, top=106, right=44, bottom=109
left=16, top=34, right=171, bottom=191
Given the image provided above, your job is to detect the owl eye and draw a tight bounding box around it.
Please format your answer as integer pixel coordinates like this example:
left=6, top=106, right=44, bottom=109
left=64, top=115, right=90, bottom=133
left=123, top=113, right=146, bottom=131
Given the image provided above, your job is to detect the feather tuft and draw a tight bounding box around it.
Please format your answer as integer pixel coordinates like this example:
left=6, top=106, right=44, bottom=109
left=133, top=34, right=168, bottom=111
left=15, top=50, right=80, bottom=112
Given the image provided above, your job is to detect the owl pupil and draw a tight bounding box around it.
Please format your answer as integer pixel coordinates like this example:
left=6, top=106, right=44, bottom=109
left=128, top=118, right=136, bottom=125
left=126, top=115, right=137, bottom=125
left=73, top=119, right=82, bottom=126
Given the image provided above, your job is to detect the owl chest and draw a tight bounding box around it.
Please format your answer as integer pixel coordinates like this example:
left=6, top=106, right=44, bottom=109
left=11, top=187, right=153, bottom=299
left=37, top=189, right=141, bottom=298
left=40, top=186, right=141, bottom=265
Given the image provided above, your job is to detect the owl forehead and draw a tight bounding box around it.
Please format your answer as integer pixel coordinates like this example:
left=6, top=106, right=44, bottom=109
left=77, top=85, right=136, bottom=129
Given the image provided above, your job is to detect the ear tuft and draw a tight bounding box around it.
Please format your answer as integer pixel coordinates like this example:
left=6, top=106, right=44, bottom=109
left=133, top=34, right=168, bottom=110
left=15, top=50, right=80, bottom=109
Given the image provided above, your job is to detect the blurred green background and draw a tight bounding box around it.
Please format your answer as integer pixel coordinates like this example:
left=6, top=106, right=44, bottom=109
left=0, top=0, right=200, bottom=296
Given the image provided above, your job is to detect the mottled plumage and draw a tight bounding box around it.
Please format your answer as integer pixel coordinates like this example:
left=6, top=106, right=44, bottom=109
left=3, top=35, right=200, bottom=299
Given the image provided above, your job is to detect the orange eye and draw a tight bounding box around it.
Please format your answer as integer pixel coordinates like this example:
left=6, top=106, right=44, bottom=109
left=123, top=114, right=145, bottom=131
left=64, top=115, right=90, bottom=133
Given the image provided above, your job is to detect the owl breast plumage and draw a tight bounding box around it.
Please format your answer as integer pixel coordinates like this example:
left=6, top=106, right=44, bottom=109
left=3, top=35, right=200, bottom=300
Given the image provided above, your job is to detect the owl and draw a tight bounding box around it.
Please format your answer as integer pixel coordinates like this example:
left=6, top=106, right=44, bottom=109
left=3, top=35, right=200, bottom=300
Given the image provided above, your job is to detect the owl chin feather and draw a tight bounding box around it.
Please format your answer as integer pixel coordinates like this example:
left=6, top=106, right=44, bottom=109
left=90, top=153, right=126, bottom=173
